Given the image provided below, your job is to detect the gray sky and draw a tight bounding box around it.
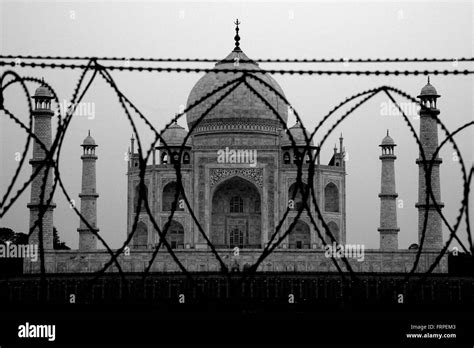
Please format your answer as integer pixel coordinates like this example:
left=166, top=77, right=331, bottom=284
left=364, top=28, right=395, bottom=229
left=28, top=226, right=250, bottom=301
left=1, top=0, right=473, bottom=251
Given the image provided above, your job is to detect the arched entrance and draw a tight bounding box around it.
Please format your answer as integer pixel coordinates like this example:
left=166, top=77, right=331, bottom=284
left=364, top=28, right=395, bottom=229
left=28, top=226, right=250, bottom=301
left=289, top=221, right=310, bottom=249
left=162, top=181, right=184, bottom=212
left=132, top=221, right=148, bottom=249
left=324, top=183, right=339, bottom=212
left=166, top=220, right=184, bottom=249
left=288, top=182, right=309, bottom=210
left=211, top=176, right=261, bottom=248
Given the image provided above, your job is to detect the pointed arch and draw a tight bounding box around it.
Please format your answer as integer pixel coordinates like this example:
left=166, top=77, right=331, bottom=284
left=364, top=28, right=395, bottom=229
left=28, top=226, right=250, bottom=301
left=161, top=151, right=168, bottom=164
left=183, top=152, right=190, bottom=164
left=171, top=151, right=180, bottom=164
left=134, top=184, right=149, bottom=213
left=324, top=182, right=339, bottom=212
left=289, top=221, right=310, bottom=249
left=165, top=220, right=184, bottom=249
left=162, top=181, right=184, bottom=211
left=288, top=182, right=309, bottom=210
left=211, top=176, right=261, bottom=248
left=132, top=221, right=148, bottom=248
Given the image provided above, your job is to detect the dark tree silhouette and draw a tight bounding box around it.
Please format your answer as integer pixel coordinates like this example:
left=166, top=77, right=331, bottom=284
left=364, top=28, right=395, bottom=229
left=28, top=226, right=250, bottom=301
left=53, top=227, right=70, bottom=250
left=0, top=227, right=28, bottom=245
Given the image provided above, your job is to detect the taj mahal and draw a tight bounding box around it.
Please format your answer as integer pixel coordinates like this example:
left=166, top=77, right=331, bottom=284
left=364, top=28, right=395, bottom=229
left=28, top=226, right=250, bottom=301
left=24, top=22, right=447, bottom=274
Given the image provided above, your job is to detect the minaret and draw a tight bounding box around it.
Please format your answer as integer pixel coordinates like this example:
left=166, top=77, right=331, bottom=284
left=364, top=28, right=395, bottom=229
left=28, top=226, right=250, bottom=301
left=378, top=130, right=399, bottom=250
left=129, top=134, right=139, bottom=169
left=330, top=134, right=344, bottom=167
left=27, top=81, right=56, bottom=250
left=77, top=131, right=99, bottom=250
left=416, top=78, right=443, bottom=249
left=338, top=133, right=345, bottom=168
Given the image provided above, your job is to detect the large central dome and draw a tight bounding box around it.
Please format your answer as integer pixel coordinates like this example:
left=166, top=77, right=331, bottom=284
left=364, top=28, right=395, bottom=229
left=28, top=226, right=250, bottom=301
left=186, top=44, right=288, bottom=135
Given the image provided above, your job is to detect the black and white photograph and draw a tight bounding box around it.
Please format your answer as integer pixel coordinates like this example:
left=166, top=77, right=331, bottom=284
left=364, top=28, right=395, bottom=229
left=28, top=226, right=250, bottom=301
left=0, top=0, right=473, bottom=346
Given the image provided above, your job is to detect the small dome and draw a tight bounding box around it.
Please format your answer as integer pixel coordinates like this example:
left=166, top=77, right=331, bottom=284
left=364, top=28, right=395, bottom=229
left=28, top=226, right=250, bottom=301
left=282, top=121, right=313, bottom=146
left=160, top=122, right=190, bottom=147
left=381, top=130, right=396, bottom=146
left=82, top=131, right=96, bottom=146
left=33, top=85, right=53, bottom=99
left=418, top=78, right=439, bottom=97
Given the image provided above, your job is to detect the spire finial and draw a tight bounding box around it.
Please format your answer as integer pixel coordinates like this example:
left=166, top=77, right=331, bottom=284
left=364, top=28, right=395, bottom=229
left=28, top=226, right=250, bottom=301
left=130, top=134, right=135, bottom=155
left=88, top=129, right=91, bottom=137
left=427, top=76, right=430, bottom=84
left=41, top=77, right=45, bottom=85
left=234, top=19, right=241, bottom=50
left=387, top=129, right=389, bottom=136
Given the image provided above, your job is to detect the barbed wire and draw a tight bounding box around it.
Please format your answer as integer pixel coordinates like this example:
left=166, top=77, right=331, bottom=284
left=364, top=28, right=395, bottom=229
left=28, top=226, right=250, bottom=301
left=1, top=59, right=473, bottom=76
left=2, top=54, right=474, bottom=64
left=0, top=55, right=472, bottom=303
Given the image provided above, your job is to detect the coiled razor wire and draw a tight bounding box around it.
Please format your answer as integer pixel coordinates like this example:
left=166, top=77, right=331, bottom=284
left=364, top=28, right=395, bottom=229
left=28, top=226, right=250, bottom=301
left=0, top=55, right=472, bottom=302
